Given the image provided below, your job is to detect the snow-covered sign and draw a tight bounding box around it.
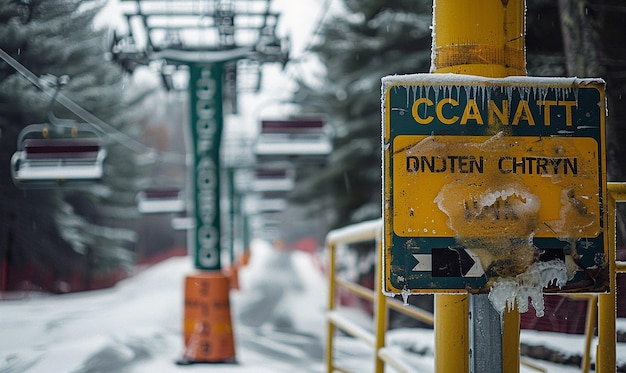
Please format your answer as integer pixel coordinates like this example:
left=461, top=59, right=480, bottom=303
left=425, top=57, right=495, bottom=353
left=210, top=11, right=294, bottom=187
left=382, top=74, right=608, bottom=296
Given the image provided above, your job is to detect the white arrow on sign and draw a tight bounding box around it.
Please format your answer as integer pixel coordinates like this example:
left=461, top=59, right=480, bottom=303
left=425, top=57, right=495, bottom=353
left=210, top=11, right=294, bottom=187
left=462, top=249, right=485, bottom=278
left=412, top=254, right=432, bottom=272
left=411, top=249, right=485, bottom=278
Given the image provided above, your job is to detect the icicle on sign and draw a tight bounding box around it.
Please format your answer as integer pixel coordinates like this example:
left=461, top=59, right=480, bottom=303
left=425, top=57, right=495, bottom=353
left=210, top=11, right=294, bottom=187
left=382, top=74, right=608, bottom=295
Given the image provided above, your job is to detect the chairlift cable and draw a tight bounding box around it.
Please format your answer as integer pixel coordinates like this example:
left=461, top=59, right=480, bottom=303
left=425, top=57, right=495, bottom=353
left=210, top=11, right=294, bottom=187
left=298, top=0, right=333, bottom=58
left=0, top=47, right=186, bottom=164
left=276, top=0, right=332, bottom=88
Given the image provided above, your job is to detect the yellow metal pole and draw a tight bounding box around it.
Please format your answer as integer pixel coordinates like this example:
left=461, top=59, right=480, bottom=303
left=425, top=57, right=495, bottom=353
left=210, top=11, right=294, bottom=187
left=432, top=1, right=526, bottom=372
left=502, top=307, right=520, bottom=372
left=373, top=229, right=387, bottom=373
left=435, top=294, right=469, bottom=372
left=596, top=187, right=617, bottom=373
left=582, top=295, right=598, bottom=373
left=326, top=241, right=337, bottom=373
left=432, top=0, right=526, bottom=77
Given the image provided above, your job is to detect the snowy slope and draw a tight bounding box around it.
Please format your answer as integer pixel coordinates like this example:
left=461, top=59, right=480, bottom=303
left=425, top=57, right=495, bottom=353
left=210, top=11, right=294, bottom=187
left=0, top=240, right=623, bottom=373
left=0, top=241, right=329, bottom=373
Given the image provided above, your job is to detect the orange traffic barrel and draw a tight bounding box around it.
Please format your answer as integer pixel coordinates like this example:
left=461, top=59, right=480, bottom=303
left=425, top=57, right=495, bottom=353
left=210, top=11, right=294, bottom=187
left=222, top=265, right=240, bottom=290
left=180, top=271, right=236, bottom=364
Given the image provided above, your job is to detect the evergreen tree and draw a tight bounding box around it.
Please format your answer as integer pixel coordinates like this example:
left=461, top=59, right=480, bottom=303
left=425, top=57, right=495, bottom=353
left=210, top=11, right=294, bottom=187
left=554, top=0, right=626, bottom=182
left=291, top=0, right=626, bottom=231
left=290, top=1, right=433, bottom=229
left=0, top=0, right=149, bottom=291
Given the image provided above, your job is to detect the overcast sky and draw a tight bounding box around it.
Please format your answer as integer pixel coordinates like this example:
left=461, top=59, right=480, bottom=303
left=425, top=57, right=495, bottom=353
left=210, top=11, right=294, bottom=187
left=95, top=0, right=335, bottom=137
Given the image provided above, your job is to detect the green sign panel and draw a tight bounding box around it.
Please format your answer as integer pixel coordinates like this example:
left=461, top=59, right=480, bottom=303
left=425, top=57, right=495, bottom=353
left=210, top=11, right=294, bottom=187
left=382, top=74, right=607, bottom=294
left=189, top=63, right=224, bottom=271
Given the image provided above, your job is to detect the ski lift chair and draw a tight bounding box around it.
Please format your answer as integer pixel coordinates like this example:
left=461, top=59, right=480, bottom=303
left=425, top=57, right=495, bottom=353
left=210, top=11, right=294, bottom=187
left=256, top=191, right=288, bottom=213
left=251, top=167, right=295, bottom=192
left=137, top=186, right=186, bottom=214
left=171, top=215, right=195, bottom=231
left=254, top=118, right=332, bottom=165
left=11, top=122, right=107, bottom=188
left=11, top=75, right=107, bottom=188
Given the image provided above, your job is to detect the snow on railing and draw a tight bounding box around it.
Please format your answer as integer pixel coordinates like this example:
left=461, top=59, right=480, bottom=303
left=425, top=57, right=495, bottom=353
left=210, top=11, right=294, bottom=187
left=325, top=218, right=433, bottom=373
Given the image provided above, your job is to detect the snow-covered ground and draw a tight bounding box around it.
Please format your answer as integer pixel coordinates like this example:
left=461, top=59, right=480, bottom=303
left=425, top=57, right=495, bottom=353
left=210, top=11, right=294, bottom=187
left=0, top=240, right=623, bottom=373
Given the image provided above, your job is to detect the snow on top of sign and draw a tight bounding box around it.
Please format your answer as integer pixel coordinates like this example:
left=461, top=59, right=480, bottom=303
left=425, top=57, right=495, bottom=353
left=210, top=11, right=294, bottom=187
left=379, top=73, right=606, bottom=152
left=381, top=73, right=605, bottom=89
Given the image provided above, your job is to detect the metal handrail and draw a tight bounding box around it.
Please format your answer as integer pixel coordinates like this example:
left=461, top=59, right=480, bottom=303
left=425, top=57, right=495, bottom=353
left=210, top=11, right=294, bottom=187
left=325, top=219, right=379, bottom=373
left=325, top=182, right=625, bottom=373
left=597, top=182, right=626, bottom=372
left=326, top=218, right=435, bottom=373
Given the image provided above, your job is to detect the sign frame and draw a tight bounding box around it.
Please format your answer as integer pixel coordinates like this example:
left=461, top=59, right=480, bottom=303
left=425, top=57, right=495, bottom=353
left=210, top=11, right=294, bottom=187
left=382, top=74, right=608, bottom=295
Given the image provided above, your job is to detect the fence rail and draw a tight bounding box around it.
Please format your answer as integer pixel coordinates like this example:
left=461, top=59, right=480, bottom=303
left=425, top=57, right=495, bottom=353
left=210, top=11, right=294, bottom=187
left=324, top=182, right=626, bottom=373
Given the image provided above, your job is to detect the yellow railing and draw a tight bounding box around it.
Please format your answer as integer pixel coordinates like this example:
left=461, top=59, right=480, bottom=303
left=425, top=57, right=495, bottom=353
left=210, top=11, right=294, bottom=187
left=598, top=182, right=626, bottom=373
left=325, top=219, right=434, bottom=373
left=325, top=182, right=626, bottom=373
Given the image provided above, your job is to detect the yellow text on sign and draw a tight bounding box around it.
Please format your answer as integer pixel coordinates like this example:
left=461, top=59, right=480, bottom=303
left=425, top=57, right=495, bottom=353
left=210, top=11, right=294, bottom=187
left=392, top=134, right=600, bottom=239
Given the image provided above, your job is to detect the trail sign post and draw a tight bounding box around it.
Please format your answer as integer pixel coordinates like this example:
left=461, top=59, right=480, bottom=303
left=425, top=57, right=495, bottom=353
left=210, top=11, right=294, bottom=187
left=382, top=74, right=608, bottom=294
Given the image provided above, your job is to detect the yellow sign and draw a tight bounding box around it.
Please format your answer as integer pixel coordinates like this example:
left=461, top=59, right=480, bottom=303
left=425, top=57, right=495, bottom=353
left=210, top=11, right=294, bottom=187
left=382, top=74, right=607, bottom=293
left=392, top=134, right=600, bottom=239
